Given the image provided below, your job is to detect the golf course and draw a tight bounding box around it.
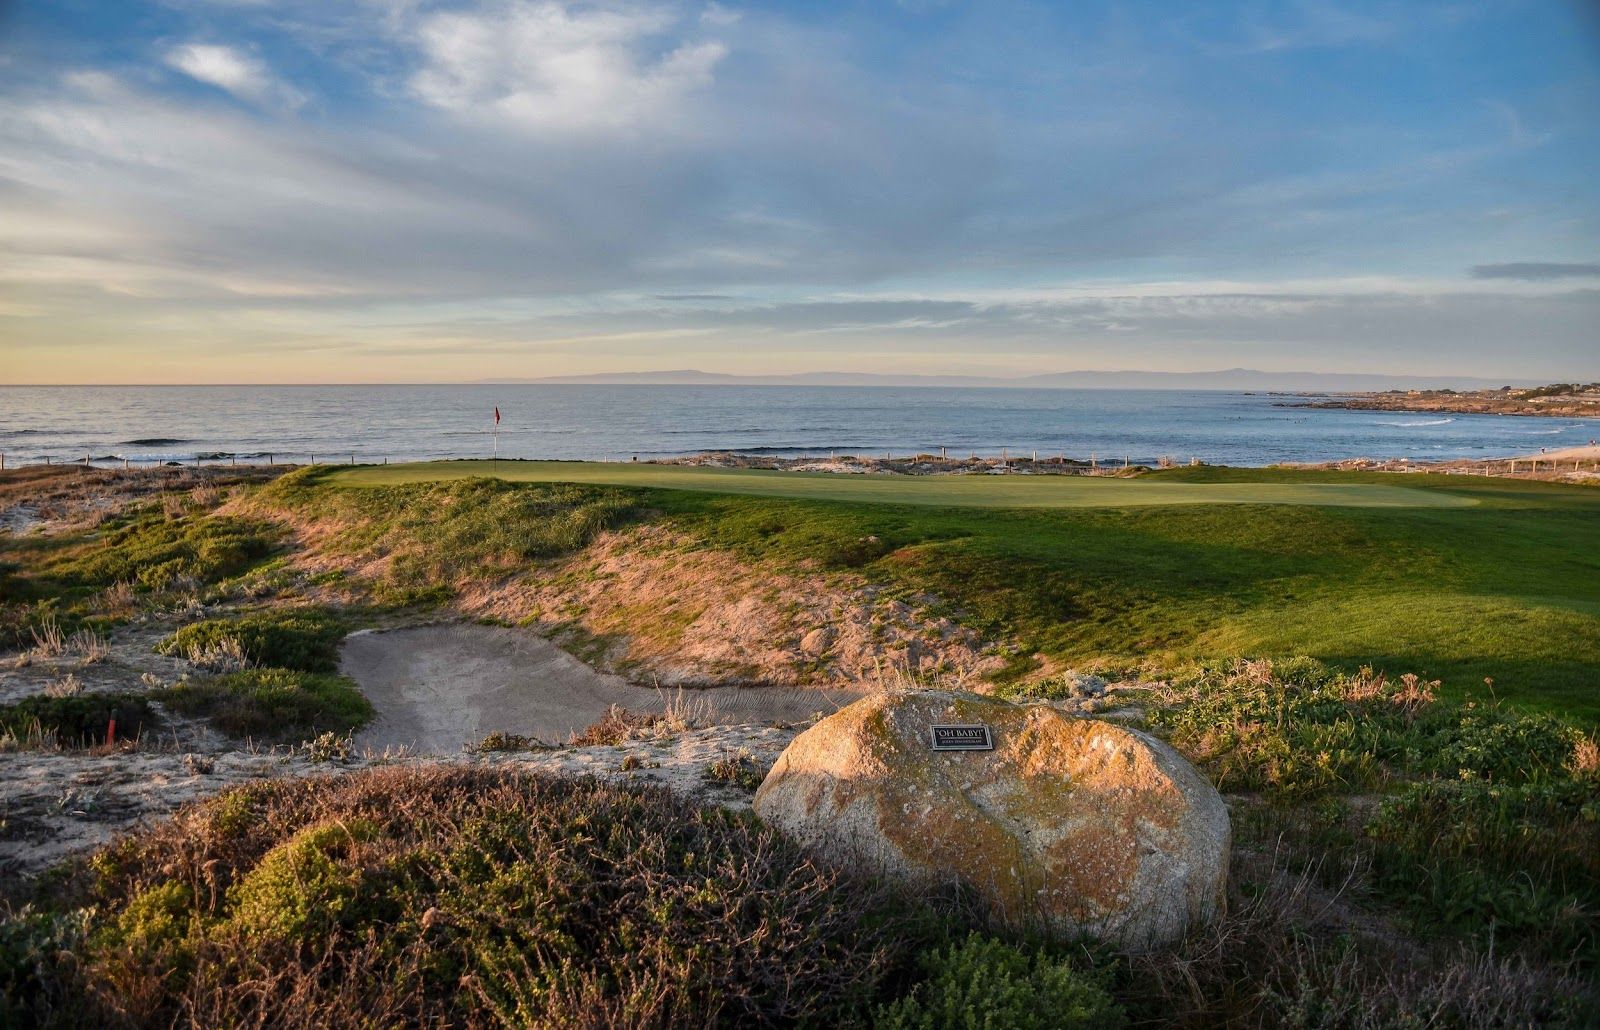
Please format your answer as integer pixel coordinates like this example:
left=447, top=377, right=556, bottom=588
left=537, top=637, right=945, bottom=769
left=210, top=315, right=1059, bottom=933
left=313, top=461, right=1600, bottom=721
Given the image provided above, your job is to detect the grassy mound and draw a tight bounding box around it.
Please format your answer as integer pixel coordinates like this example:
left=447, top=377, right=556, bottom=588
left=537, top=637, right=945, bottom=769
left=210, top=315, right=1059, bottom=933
left=156, top=607, right=348, bottom=672
left=19, top=767, right=918, bottom=1027
left=157, top=668, right=372, bottom=739
left=268, top=463, right=1600, bottom=721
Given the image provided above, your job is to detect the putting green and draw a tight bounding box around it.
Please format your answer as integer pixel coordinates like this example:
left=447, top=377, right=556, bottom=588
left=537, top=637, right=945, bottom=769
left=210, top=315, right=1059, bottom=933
left=328, top=460, right=1476, bottom=509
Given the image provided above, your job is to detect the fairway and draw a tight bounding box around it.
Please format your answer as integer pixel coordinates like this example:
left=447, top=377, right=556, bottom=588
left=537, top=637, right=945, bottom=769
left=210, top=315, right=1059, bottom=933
left=330, top=460, right=1477, bottom=509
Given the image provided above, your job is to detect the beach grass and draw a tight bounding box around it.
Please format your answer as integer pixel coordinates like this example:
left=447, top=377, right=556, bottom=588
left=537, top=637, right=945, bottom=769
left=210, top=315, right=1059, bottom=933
left=307, top=462, right=1600, bottom=722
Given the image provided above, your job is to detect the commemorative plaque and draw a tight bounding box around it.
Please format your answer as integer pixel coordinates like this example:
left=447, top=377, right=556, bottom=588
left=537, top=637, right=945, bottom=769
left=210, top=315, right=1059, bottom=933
left=929, top=724, right=994, bottom=751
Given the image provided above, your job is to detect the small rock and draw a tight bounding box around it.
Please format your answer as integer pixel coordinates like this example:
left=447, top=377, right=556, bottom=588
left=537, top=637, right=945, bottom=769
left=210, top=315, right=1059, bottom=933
left=799, top=627, right=835, bottom=655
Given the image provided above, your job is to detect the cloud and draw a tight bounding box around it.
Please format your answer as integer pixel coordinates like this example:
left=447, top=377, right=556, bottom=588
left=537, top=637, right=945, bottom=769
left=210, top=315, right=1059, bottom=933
left=1470, top=262, right=1600, bottom=280
left=165, top=43, right=302, bottom=109
left=407, top=1, right=727, bottom=132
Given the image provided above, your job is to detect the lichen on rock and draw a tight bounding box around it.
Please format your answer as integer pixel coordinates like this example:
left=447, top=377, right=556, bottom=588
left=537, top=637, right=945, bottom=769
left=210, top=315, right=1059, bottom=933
left=753, top=689, right=1229, bottom=949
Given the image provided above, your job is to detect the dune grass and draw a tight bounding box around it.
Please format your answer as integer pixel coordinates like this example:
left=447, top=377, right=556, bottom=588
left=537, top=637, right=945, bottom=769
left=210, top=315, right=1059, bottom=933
left=293, top=463, right=1600, bottom=722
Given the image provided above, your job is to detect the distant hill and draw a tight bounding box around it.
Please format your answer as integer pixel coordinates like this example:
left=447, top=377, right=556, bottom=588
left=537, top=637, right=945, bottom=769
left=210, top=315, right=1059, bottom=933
left=474, top=368, right=1544, bottom=391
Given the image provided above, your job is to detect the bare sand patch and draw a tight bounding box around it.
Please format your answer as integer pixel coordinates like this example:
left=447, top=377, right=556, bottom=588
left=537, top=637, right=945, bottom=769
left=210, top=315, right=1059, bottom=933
left=342, top=622, right=864, bottom=754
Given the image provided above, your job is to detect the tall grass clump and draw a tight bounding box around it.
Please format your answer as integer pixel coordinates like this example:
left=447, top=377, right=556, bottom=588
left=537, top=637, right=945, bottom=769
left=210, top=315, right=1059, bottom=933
left=20, top=767, right=919, bottom=1027
left=156, top=607, right=348, bottom=673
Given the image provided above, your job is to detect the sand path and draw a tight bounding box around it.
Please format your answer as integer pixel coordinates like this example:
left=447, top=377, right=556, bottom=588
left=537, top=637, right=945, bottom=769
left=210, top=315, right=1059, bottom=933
left=342, top=623, right=863, bottom=754
left=1512, top=444, right=1600, bottom=461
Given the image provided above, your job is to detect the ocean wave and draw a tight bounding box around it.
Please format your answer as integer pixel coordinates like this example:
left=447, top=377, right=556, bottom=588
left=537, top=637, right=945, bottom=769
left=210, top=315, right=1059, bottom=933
left=121, top=437, right=193, bottom=446
left=1374, top=418, right=1454, bottom=427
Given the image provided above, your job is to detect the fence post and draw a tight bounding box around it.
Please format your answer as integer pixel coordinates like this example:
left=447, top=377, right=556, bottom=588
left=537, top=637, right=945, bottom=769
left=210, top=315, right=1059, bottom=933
left=0, top=452, right=5, bottom=470
left=350, top=453, right=355, bottom=465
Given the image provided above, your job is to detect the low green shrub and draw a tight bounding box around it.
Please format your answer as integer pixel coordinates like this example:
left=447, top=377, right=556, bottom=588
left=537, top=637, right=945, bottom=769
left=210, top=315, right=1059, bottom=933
left=1153, top=659, right=1582, bottom=798
left=51, top=767, right=920, bottom=1026
left=877, top=932, right=1124, bottom=1029
left=156, top=608, right=348, bottom=673
left=157, top=669, right=372, bottom=739
left=0, top=693, right=155, bottom=747
left=50, top=512, right=280, bottom=593
left=1367, top=779, right=1600, bottom=961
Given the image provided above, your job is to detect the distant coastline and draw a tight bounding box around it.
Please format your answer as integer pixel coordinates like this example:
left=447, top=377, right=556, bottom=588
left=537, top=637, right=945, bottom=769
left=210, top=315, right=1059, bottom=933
left=1285, top=383, right=1600, bottom=419
left=473, top=367, right=1548, bottom=393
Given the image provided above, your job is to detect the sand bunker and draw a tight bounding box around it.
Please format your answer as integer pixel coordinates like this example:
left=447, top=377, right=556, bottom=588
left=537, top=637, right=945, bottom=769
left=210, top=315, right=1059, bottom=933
left=342, top=623, right=864, bottom=754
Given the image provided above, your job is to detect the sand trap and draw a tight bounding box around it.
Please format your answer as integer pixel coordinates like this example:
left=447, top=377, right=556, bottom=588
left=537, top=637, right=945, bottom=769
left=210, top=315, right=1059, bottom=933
left=342, top=623, right=864, bottom=754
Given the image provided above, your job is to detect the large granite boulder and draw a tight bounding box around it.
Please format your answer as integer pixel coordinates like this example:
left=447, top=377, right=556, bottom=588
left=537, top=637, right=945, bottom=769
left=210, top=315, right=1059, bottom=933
left=753, top=689, right=1229, bottom=948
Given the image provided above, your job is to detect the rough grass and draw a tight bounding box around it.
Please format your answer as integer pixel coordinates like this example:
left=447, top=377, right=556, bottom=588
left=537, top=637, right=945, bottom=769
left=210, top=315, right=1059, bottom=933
left=247, top=469, right=635, bottom=602
left=155, top=606, right=349, bottom=673
left=11, top=766, right=922, bottom=1028
left=294, top=463, right=1600, bottom=721
left=1151, top=658, right=1600, bottom=969
left=156, top=669, right=373, bottom=740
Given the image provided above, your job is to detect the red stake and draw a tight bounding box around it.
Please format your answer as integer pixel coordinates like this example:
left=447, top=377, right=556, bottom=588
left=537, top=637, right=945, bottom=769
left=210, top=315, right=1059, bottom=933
left=106, top=717, right=116, bottom=746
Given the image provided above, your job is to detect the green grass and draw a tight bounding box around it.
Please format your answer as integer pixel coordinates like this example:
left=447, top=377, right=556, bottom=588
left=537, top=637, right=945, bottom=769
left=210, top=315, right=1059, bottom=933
left=298, top=462, right=1600, bottom=722
left=330, top=459, right=1479, bottom=509
left=156, top=669, right=373, bottom=740
left=155, top=607, right=350, bottom=673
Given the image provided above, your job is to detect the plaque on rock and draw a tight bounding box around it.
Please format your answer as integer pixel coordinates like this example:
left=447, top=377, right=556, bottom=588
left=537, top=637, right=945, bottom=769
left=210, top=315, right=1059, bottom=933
left=929, top=724, right=993, bottom=751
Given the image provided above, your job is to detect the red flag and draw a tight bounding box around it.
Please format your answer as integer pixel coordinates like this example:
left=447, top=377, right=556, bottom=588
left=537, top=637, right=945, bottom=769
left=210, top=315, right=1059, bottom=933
left=493, top=406, right=501, bottom=425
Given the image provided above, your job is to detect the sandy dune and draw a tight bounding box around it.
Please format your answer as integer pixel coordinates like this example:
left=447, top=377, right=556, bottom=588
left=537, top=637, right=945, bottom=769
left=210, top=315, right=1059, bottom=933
left=342, top=623, right=864, bottom=754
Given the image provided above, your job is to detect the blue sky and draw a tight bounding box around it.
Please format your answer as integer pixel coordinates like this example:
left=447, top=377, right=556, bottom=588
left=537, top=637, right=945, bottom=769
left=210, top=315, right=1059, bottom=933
left=1, top=0, right=1596, bottom=383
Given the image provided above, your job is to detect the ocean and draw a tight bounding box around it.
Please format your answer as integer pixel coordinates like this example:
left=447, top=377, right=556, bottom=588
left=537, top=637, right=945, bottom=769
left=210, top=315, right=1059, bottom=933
left=1, top=385, right=1595, bottom=468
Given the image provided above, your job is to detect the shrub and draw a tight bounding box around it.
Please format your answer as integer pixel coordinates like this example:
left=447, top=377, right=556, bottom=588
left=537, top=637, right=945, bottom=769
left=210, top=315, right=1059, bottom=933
left=1367, top=779, right=1600, bottom=962
left=156, top=608, right=348, bottom=673
left=157, top=669, right=372, bottom=740
left=56, top=767, right=919, bottom=1026
left=52, top=512, right=279, bottom=593
left=877, top=933, right=1124, bottom=1029
left=0, top=693, right=154, bottom=747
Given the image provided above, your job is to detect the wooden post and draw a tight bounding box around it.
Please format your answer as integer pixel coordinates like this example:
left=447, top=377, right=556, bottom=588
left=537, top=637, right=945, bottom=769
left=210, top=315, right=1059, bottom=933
left=310, top=454, right=316, bottom=466
left=350, top=453, right=355, bottom=465
left=1, top=452, right=5, bottom=470
left=268, top=453, right=274, bottom=466
left=1124, top=455, right=1130, bottom=469
left=124, top=458, right=130, bottom=470
left=231, top=455, right=237, bottom=467
left=84, top=452, right=90, bottom=465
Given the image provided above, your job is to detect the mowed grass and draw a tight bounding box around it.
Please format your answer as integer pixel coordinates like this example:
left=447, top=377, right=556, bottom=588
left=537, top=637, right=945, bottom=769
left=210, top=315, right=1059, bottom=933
left=322, top=462, right=1600, bottom=722
left=330, top=460, right=1475, bottom=509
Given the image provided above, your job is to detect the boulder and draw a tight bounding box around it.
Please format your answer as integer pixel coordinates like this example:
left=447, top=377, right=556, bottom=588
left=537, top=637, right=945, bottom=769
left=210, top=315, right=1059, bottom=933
left=753, top=689, right=1229, bottom=948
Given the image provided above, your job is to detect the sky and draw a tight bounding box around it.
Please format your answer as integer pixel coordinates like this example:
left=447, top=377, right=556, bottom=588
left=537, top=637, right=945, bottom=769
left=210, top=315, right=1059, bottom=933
left=1, top=0, right=1597, bottom=384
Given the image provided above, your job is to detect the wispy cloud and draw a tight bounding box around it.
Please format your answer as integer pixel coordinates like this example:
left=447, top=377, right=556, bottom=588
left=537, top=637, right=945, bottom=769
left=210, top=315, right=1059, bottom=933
left=1470, top=262, right=1600, bottom=280
left=165, top=43, right=304, bottom=109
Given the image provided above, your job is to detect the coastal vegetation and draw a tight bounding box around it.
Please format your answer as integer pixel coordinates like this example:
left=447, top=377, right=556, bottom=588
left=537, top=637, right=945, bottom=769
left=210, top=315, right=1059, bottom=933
left=294, top=462, right=1600, bottom=720
left=2, top=460, right=1597, bottom=1025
